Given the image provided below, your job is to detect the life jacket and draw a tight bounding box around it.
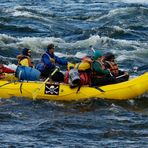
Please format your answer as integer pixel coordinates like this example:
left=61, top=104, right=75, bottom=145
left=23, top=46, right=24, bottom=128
left=64, top=69, right=91, bottom=86
left=92, top=58, right=106, bottom=78
left=77, top=61, right=92, bottom=85
left=75, top=61, right=91, bottom=71
left=79, top=72, right=91, bottom=85
left=17, top=54, right=33, bottom=67
left=105, top=61, right=119, bottom=76
left=75, top=56, right=92, bottom=71
left=43, top=53, right=55, bottom=65
left=64, top=56, right=92, bottom=86
left=36, top=53, right=55, bottom=72
left=64, top=62, right=91, bottom=86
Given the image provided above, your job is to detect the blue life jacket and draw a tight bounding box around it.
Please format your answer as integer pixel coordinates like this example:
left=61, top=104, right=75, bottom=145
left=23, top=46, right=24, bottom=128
left=36, top=51, right=67, bottom=72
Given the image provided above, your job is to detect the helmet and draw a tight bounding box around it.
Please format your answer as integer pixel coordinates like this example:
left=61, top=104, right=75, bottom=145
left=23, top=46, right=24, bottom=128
left=22, top=48, right=31, bottom=56
left=104, top=52, right=115, bottom=61
left=93, top=50, right=103, bottom=60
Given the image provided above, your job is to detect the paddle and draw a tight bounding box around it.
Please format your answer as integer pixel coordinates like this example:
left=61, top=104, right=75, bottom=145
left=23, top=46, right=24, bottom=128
left=90, top=45, right=95, bottom=52
left=32, top=67, right=59, bottom=100
left=132, top=64, right=148, bottom=73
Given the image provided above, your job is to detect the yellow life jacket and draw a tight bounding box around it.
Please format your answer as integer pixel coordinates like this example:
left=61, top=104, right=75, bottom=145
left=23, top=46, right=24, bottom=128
left=67, top=63, right=75, bottom=71
left=17, top=55, right=33, bottom=67
left=67, top=62, right=91, bottom=71
left=75, top=56, right=93, bottom=71
left=75, top=61, right=91, bottom=71
left=20, top=59, right=29, bottom=67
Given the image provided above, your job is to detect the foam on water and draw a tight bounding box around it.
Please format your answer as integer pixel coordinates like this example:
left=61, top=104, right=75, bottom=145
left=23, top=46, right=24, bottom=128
left=5, top=64, right=17, bottom=71
left=121, top=0, right=148, bottom=4
left=0, top=33, right=147, bottom=64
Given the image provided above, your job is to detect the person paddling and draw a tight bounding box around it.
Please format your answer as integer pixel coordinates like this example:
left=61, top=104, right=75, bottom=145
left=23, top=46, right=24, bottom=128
left=36, top=43, right=68, bottom=82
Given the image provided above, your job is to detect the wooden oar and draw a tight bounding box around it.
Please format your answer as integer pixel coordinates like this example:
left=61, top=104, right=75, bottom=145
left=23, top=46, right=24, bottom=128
left=32, top=67, right=59, bottom=100
left=127, top=65, right=148, bottom=74
left=133, top=64, right=148, bottom=72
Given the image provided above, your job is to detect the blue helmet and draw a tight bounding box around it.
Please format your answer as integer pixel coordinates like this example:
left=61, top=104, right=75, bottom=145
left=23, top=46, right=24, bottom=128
left=22, top=48, right=31, bottom=56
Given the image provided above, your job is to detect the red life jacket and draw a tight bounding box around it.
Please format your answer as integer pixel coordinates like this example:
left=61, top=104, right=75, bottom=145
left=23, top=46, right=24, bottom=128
left=105, top=61, right=119, bottom=76
left=76, top=61, right=91, bottom=85
left=64, top=71, right=91, bottom=85
left=64, top=62, right=91, bottom=86
left=79, top=72, right=91, bottom=85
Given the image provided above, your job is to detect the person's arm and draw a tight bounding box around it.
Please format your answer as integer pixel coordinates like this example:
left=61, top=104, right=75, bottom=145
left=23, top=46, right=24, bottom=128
left=55, top=56, right=68, bottom=65
left=42, top=54, right=55, bottom=69
left=93, top=62, right=109, bottom=75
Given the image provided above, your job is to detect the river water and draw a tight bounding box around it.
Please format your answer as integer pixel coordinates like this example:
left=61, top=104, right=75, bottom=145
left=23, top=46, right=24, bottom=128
left=0, top=0, right=148, bottom=147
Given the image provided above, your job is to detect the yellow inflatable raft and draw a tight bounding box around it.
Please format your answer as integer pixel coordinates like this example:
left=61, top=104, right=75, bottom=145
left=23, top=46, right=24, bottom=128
left=0, top=72, right=147, bottom=101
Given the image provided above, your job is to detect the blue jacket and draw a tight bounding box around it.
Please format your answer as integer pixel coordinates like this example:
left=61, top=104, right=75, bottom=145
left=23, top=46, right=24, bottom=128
left=36, top=51, right=67, bottom=72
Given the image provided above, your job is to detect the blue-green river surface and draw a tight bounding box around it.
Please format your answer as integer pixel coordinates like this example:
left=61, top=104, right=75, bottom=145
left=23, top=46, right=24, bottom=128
left=0, top=0, right=148, bottom=147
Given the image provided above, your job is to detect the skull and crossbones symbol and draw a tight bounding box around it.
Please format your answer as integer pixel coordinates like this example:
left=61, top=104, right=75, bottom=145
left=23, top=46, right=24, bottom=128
left=45, top=85, right=59, bottom=94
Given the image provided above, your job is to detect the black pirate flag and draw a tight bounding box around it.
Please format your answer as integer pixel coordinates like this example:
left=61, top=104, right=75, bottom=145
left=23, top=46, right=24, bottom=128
left=45, top=84, right=60, bottom=95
